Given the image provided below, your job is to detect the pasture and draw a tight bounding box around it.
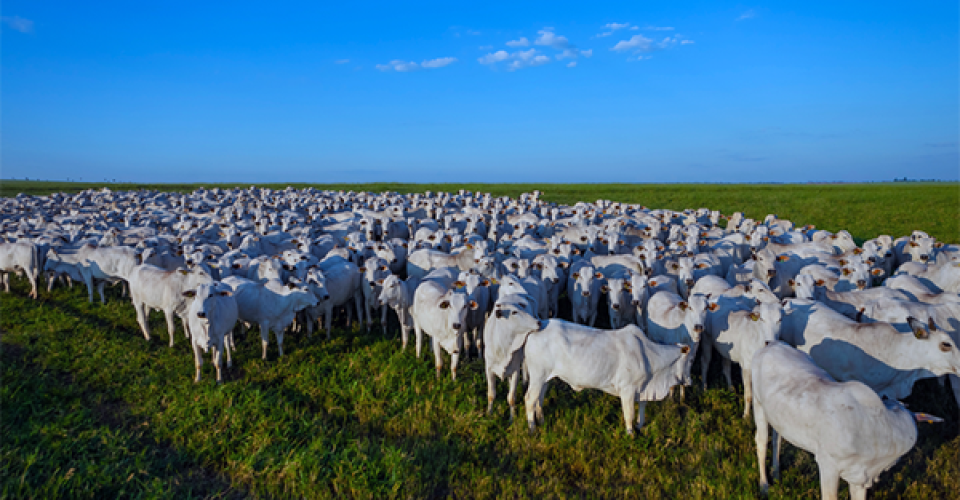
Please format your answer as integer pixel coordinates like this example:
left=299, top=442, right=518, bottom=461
left=2, top=181, right=959, bottom=499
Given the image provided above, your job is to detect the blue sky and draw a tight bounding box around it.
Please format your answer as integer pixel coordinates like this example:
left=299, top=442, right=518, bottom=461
left=2, top=1, right=957, bottom=183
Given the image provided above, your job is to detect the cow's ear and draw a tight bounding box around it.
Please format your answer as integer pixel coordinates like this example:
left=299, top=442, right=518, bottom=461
left=907, top=317, right=928, bottom=339
left=481, top=280, right=490, bottom=286
left=182, top=290, right=196, bottom=297
left=219, top=290, right=232, bottom=297
left=815, top=279, right=825, bottom=287
left=571, top=272, right=580, bottom=279
left=376, top=279, right=384, bottom=285
left=842, top=268, right=852, bottom=276
left=787, top=279, right=796, bottom=287
left=680, top=345, right=691, bottom=355
left=935, top=241, right=945, bottom=248
left=678, top=301, right=688, bottom=311
left=776, top=254, right=790, bottom=262
left=358, top=267, right=365, bottom=272
left=179, top=269, right=189, bottom=275
left=470, top=300, right=479, bottom=310
left=439, top=300, right=450, bottom=309
left=601, top=285, right=610, bottom=293
left=708, top=302, right=719, bottom=312
left=749, top=312, right=760, bottom=321
left=928, top=317, right=938, bottom=332
left=594, top=272, right=603, bottom=279
left=871, top=268, right=883, bottom=276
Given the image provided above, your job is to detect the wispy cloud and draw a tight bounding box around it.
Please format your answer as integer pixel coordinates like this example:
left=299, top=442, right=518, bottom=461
left=596, top=22, right=631, bottom=38
left=506, top=37, right=529, bottom=47
left=377, top=57, right=457, bottom=72
left=567, top=61, right=577, bottom=68
left=612, top=33, right=691, bottom=59
left=737, top=9, right=757, bottom=21
left=1, top=16, right=33, bottom=33
left=478, top=48, right=550, bottom=71
left=335, top=59, right=350, bottom=64
left=535, top=28, right=589, bottom=61
left=478, top=45, right=494, bottom=50
left=421, top=57, right=457, bottom=69
left=643, top=26, right=675, bottom=31
left=611, top=34, right=655, bottom=53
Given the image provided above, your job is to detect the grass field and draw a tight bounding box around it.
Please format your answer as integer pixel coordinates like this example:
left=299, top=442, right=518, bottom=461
left=2, top=181, right=959, bottom=499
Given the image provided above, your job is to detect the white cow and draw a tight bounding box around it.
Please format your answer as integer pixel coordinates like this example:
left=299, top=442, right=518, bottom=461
left=222, top=276, right=318, bottom=359
left=378, top=274, right=420, bottom=349
left=753, top=342, right=941, bottom=499
left=0, top=241, right=40, bottom=299
left=567, top=264, right=603, bottom=326
left=184, top=281, right=238, bottom=383
left=781, top=299, right=960, bottom=399
left=128, top=264, right=214, bottom=346
left=522, top=320, right=691, bottom=435
left=410, top=267, right=478, bottom=380
left=645, top=291, right=708, bottom=396
left=484, top=293, right=544, bottom=419
left=701, top=301, right=782, bottom=418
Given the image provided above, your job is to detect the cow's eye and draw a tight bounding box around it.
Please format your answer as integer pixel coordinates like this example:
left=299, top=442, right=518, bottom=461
left=941, top=342, right=952, bottom=352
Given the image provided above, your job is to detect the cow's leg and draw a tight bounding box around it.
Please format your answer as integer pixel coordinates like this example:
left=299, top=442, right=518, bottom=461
left=324, top=304, right=334, bottom=340
left=213, top=343, right=223, bottom=383
left=722, top=357, right=734, bottom=389
left=192, top=342, right=203, bottom=383
left=635, top=401, right=648, bottom=430
left=381, top=303, right=388, bottom=337
left=134, top=301, right=152, bottom=340
left=164, top=310, right=177, bottom=347
left=28, top=273, right=38, bottom=299
left=414, top=319, right=424, bottom=358
left=432, top=337, right=443, bottom=379
left=399, top=309, right=409, bottom=350
left=225, top=332, right=234, bottom=368
left=849, top=484, right=868, bottom=500
left=742, top=368, right=753, bottom=419
left=816, top=458, right=840, bottom=500
left=485, top=368, right=498, bottom=416
left=507, top=371, right=520, bottom=421
left=276, top=328, right=285, bottom=358
left=260, top=323, right=270, bottom=360
left=754, top=402, right=770, bottom=494
left=951, top=375, right=960, bottom=434
left=524, top=375, right=544, bottom=433
left=701, top=341, right=713, bottom=391
left=450, top=335, right=461, bottom=380
left=97, top=281, right=106, bottom=304
left=2, top=273, right=8, bottom=293
left=620, top=391, right=637, bottom=436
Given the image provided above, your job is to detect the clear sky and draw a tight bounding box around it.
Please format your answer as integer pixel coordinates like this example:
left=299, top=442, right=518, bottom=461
left=2, top=1, right=957, bottom=183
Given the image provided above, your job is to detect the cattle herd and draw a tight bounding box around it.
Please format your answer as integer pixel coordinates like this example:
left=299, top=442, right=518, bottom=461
left=1, top=186, right=959, bottom=498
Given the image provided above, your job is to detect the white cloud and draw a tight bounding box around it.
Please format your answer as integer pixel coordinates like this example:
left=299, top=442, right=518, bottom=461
left=506, top=37, right=529, bottom=47
left=643, top=26, right=675, bottom=31
left=596, top=32, right=614, bottom=38
left=466, top=29, right=481, bottom=35
left=604, top=22, right=631, bottom=30
left=738, top=9, right=757, bottom=21
left=567, top=61, right=577, bottom=68
left=478, top=45, right=494, bottom=50
left=335, top=59, right=350, bottom=64
left=377, top=60, right=419, bottom=72
left=1, top=16, right=33, bottom=33
left=581, top=49, right=593, bottom=58
left=378, top=57, right=457, bottom=72
left=479, top=48, right=551, bottom=70
left=612, top=34, right=654, bottom=53
left=535, top=28, right=571, bottom=50
left=478, top=50, right=510, bottom=65
left=508, top=52, right=550, bottom=71
left=421, top=57, right=457, bottom=68
left=681, top=40, right=694, bottom=45
left=629, top=26, right=639, bottom=30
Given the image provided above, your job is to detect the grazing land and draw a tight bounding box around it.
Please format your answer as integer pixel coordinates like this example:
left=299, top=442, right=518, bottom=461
left=1, top=180, right=959, bottom=499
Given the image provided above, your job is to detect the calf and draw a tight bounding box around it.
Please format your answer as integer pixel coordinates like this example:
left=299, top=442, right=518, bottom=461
left=484, top=293, right=545, bottom=419
left=378, top=274, right=420, bottom=349
left=644, top=292, right=707, bottom=396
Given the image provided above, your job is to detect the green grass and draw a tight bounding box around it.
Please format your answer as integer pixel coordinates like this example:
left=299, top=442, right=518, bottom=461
left=2, top=181, right=959, bottom=498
